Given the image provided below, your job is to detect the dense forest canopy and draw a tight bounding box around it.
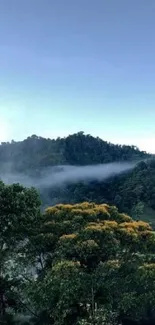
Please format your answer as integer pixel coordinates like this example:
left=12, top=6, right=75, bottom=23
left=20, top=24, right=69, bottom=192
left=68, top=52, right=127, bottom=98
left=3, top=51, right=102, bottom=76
left=0, top=134, right=155, bottom=324
left=1, top=181, right=155, bottom=325
left=0, top=132, right=148, bottom=172
left=0, top=132, right=154, bottom=225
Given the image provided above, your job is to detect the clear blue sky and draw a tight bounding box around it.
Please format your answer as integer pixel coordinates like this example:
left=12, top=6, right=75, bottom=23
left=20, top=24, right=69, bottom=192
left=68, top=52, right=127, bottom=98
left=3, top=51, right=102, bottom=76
left=0, top=0, right=155, bottom=152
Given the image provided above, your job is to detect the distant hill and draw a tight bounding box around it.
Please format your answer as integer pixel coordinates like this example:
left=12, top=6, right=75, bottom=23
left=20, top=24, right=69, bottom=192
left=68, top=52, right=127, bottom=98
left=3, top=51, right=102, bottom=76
left=1, top=132, right=155, bottom=225
left=0, top=131, right=148, bottom=173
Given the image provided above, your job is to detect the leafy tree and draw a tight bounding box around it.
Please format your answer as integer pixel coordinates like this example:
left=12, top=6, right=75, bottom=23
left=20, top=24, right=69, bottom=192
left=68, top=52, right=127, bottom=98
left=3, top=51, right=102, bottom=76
left=0, top=181, right=41, bottom=322
left=24, top=203, right=155, bottom=325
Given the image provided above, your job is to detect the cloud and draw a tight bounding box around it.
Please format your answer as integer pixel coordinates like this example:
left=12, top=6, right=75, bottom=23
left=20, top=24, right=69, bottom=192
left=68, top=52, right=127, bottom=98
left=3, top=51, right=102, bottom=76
left=37, top=163, right=137, bottom=188
left=0, top=162, right=137, bottom=189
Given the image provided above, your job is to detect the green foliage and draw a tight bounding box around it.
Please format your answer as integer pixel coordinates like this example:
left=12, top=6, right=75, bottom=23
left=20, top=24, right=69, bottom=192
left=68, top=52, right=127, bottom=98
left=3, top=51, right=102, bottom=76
left=22, top=203, right=155, bottom=325
left=78, top=308, right=119, bottom=325
left=47, top=159, right=155, bottom=227
left=0, top=128, right=155, bottom=325
left=0, top=133, right=147, bottom=173
left=0, top=181, right=41, bottom=323
left=0, top=132, right=154, bottom=226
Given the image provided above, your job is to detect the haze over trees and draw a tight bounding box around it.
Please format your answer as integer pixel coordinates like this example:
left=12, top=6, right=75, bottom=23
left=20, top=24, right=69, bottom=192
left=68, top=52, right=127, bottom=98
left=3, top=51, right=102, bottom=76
left=1, top=132, right=155, bottom=323
left=0, top=132, right=147, bottom=171
left=0, top=132, right=154, bottom=225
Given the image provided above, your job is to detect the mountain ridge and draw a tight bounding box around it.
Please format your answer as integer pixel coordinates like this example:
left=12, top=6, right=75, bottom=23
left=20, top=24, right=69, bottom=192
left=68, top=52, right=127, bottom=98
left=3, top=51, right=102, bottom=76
left=0, top=132, right=154, bottom=225
left=0, top=132, right=149, bottom=172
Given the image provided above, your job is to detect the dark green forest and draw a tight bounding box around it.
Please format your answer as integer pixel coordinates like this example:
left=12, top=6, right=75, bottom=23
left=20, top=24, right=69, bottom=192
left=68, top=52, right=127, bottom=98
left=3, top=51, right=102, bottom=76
left=0, top=132, right=148, bottom=170
left=1, top=182, right=155, bottom=325
left=0, top=132, right=154, bottom=225
left=1, top=132, right=155, bottom=324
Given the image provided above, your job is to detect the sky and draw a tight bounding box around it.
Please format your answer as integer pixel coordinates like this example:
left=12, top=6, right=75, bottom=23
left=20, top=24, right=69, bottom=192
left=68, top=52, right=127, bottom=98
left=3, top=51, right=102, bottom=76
left=0, top=0, right=155, bottom=153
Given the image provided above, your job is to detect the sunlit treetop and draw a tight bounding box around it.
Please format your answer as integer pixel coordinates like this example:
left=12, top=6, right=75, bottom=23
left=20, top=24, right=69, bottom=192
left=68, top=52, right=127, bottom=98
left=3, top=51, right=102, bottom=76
left=35, top=203, right=155, bottom=269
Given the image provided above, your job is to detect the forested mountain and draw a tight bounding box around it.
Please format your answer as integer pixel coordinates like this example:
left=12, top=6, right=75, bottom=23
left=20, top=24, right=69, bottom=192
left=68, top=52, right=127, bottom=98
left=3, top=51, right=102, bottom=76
left=1, top=135, right=155, bottom=325
left=0, top=132, right=147, bottom=172
left=0, top=132, right=155, bottom=225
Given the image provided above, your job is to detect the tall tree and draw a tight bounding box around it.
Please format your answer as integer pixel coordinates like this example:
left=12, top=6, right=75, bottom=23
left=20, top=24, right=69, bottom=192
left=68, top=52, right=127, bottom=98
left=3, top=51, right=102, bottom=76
left=25, top=203, right=155, bottom=325
left=0, top=181, right=41, bottom=322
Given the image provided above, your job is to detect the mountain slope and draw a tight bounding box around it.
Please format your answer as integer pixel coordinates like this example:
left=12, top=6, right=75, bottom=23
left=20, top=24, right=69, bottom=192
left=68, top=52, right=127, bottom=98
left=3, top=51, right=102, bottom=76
left=1, top=132, right=155, bottom=225
left=0, top=132, right=148, bottom=173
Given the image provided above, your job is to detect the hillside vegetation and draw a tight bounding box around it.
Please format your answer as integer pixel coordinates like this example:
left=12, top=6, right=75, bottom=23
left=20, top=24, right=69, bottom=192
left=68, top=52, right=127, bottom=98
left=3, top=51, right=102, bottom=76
left=1, top=181, right=155, bottom=325
left=0, top=132, right=147, bottom=171
left=0, top=132, right=155, bottom=225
